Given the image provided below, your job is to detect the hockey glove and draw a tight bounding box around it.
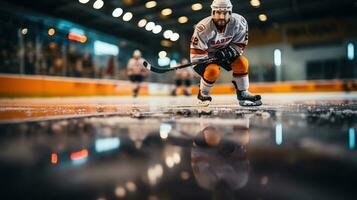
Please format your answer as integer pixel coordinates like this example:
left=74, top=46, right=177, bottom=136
left=214, top=46, right=239, bottom=64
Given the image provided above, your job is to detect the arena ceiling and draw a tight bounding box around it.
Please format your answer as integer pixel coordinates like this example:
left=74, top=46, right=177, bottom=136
left=3, top=0, right=357, bottom=52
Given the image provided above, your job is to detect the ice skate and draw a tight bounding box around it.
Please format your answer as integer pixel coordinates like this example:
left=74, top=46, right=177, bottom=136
left=197, top=89, right=212, bottom=107
left=232, top=80, right=262, bottom=106
left=237, top=90, right=262, bottom=106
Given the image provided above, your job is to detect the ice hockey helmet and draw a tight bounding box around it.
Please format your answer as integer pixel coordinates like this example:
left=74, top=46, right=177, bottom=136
left=133, top=49, right=141, bottom=57
left=211, top=0, right=233, bottom=13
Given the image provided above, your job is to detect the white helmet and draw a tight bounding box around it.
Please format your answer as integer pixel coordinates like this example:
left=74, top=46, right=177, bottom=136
left=211, top=0, right=233, bottom=13
left=133, top=49, right=141, bottom=57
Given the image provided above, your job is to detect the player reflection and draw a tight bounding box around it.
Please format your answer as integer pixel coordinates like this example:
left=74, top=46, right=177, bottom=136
left=191, top=124, right=250, bottom=200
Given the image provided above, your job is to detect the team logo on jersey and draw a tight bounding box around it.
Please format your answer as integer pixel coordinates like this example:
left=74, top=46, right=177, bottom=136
left=196, top=24, right=206, bottom=32
left=210, top=36, right=232, bottom=46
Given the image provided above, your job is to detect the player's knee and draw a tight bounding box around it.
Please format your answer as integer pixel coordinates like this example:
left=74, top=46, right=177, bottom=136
left=203, top=64, right=220, bottom=82
left=231, top=56, right=249, bottom=75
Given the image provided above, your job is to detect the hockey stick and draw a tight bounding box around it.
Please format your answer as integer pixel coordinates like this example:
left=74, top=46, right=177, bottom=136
left=142, top=57, right=218, bottom=73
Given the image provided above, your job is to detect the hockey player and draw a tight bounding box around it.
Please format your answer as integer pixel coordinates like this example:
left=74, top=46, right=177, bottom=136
left=171, top=58, right=194, bottom=96
left=190, top=0, right=262, bottom=106
left=127, top=50, right=149, bottom=97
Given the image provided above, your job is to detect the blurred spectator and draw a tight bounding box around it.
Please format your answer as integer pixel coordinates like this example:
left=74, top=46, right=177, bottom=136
left=105, top=56, right=116, bottom=79
left=127, top=50, right=149, bottom=97
left=24, top=42, right=36, bottom=74
left=82, top=53, right=95, bottom=78
left=66, top=45, right=78, bottom=77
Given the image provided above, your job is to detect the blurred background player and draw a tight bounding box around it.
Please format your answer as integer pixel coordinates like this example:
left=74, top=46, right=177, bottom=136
left=171, top=58, right=194, bottom=96
left=127, top=50, right=148, bottom=97
left=190, top=0, right=262, bottom=106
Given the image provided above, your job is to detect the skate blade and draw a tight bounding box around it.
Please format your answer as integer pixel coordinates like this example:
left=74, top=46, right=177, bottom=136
left=239, top=100, right=262, bottom=107
left=197, top=100, right=211, bottom=107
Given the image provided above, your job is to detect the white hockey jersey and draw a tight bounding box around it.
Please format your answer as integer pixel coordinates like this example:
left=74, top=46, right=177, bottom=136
left=127, top=58, right=147, bottom=75
left=190, top=13, right=248, bottom=63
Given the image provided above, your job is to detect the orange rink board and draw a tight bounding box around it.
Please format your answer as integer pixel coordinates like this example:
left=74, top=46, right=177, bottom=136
left=1, top=74, right=357, bottom=97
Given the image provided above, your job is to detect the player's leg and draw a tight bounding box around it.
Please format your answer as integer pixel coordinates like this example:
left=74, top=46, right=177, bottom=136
left=128, top=75, right=138, bottom=97
left=194, top=63, right=220, bottom=106
left=131, top=75, right=143, bottom=97
left=231, top=56, right=262, bottom=106
left=171, top=79, right=181, bottom=96
left=184, top=79, right=192, bottom=96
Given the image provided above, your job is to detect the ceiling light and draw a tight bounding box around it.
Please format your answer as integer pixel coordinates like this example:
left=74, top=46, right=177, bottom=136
left=138, top=19, right=147, bottom=27
left=112, top=8, right=123, bottom=17
left=152, top=25, right=162, bottom=34
left=178, top=16, right=188, bottom=24
left=258, top=14, right=267, bottom=22
left=93, top=0, right=104, bottom=9
left=161, top=8, right=172, bottom=16
left=125, top=182, right=137, bottom=192
left=145, top=22, right=155, bottom=31
left=114, top=187, right=126, bottom=198
left=191, top=3, right=203, bottom=11
left=48, top=28, right=55, bottom=36
left=161, top=40, right=172, bottom=47
left=163, top=30, right=173, bottom=39
left=145, top=1, right=157, bottom=8
left=79, top=0, right=90, bottom=4
left=21, top=28, right=28, bottom=35
left=250, top=0, right=261, bottom=8
left=158, top=51, right=167, bottom=58
left=170, top=33, right=180, bottom=41
left=123, top=12, right=133, bottom=21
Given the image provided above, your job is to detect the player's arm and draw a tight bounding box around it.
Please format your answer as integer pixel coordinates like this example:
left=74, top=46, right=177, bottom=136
left=127, top=59, right=134, bottom=75
left=190, top=28, right=209, bottom=63
left=231, top=16, right=249, bottom=55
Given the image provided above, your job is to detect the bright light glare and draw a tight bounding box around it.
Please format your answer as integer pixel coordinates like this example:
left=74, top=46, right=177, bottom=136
left=138, top=19, right=147, bottom=27
left=178, top=16, right=188, bottom=24
left=274, top=49, right=282, bottom=66
left=275, top=123, right=282, bottom=145
left=145, top=22, right=155, bottom=31
left=21, top=28, right=28, bottom=35
left=161, top=8, right=172, bottom=16
left=347, top=43, right=355, bottom=61
left=79, top=0, right=90, bottom=4
left=170, top=33, right=180, bottom=41
left=259, top=14, right=267, bottom=21
left=250, top=0, right=261, bottom=7
left=170, top=60, right=177, bottom=67
left=163, top=30, right=173, bottom=39
left=349, top=128, right=355, bottom=150
left=166, top=156, right=174, bottom=168
left=160, top=123, right=171, bottom=138
left=48, top=28, right=55, bottom=36
left=93, top=0, right=104, bottom=9
left=123, top=12, right=133, bottom=21
left=112, top=8, right=123, bottom=17
left=94, top=40, right=119, bottom=56
left=153, top=25, right=162, bottom=34
left=158, top=51, right=167, bottom=58
left=145, top=1, right=157, bottom=8
left=114, top=187, right=126, bottom=198
left=126, top=182, right=137, bottom=192
left=191, top=3, right=203, bottom=11
left=95, top=138, right=120, bottom=153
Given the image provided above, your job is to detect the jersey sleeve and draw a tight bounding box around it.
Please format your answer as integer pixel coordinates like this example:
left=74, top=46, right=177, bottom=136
left=190, top=27, right=209, bottom=63
left=127, top=58, right=134, bottom=69
left=231, top=16, right=249, bottom=55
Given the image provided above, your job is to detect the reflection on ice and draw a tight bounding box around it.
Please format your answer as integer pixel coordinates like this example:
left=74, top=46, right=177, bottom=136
left=0, top=105, right=357, bottom=200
